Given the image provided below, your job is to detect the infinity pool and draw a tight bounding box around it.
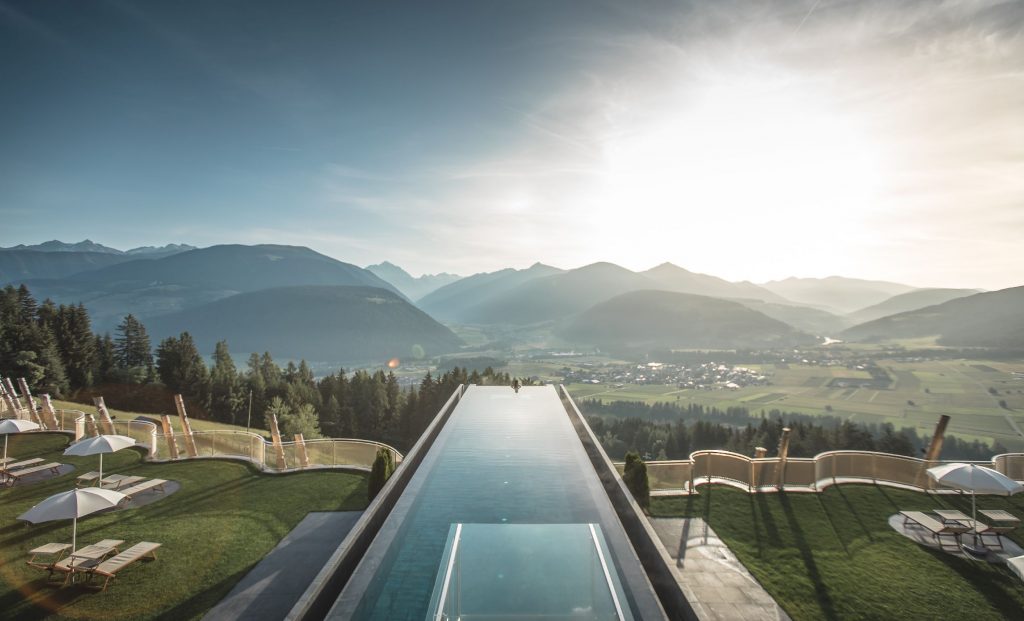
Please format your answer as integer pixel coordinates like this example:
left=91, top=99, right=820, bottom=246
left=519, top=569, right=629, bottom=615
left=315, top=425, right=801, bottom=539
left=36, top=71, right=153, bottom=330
left=327, top=385, right=663, bottom=620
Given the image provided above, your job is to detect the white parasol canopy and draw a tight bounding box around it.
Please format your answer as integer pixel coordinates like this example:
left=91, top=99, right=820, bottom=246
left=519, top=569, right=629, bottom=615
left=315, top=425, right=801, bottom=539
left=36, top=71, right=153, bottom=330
left=64, top=434, right=136, bottom=483
left=927, top=462, right=1024, bottom=550
left=0, top=418, right=40, bottom=466
left=18, top=487, right=126, bottom=551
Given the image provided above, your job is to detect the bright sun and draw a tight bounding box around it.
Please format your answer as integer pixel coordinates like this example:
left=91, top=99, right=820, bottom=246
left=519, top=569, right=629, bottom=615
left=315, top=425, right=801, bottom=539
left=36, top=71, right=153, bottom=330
left=586, top=79, right=884, bottom=278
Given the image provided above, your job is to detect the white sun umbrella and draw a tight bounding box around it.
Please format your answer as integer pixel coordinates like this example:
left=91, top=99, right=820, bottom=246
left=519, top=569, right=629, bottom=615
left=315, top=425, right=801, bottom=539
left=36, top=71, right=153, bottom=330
left=927, top=462, right=1024, bottom=550
left=64, top=434, right=136, bottom=484
left=0, top=418, right=40, bottom=465
left=18, top=487, right=126, bottom=552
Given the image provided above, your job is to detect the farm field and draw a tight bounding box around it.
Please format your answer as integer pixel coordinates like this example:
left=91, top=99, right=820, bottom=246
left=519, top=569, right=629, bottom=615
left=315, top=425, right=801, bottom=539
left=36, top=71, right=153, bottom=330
left=567, top=358, right=1024, bottom=451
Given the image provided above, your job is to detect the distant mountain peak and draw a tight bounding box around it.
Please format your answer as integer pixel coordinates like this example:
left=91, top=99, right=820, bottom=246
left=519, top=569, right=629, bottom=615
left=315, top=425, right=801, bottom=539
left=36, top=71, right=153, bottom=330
left=1, top=239, right=123, bottom=254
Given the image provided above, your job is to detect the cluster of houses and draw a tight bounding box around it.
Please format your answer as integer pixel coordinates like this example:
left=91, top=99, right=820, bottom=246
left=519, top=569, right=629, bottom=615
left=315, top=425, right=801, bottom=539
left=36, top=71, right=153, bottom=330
left=559, top=361, right=771, bottom=391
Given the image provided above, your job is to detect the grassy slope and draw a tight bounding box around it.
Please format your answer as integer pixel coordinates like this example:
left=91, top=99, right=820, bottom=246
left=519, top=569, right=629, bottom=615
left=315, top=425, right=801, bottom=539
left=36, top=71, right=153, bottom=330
left=50, top=399, right=270, bottom=436
left=651, top=485, right=1024, bottom=621
left=0, top=433, right=366, bottom=621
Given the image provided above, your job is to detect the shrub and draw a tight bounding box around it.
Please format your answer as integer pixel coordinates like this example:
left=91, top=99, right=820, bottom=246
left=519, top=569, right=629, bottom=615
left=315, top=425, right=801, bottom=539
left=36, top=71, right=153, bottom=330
left=367, top=447, right=396, bottom=502
left=622, top=451, right=650, bottom=509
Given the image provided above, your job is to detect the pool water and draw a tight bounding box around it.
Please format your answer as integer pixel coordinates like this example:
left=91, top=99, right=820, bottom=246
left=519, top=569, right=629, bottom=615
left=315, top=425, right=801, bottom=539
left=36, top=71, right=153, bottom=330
left=329, top=385, right=661, bottom=620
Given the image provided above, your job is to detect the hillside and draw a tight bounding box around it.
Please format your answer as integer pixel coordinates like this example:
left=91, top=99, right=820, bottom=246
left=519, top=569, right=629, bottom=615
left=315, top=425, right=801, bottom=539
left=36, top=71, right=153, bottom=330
left=25, top=244, right=403, bottom=332
left=148, top=285, right=464, bottom=363
left=642, top=263, right=789, bottom=304
left=847, top=288, right=981, bottom=325
left=0, top=250, right=134, bottom=284
left=737, top=300, right=850, bottom=336
left=842, top=286, right=1024, bottom=347
left=466, top=262, right=654, bottom=325
left=760, top=276, right=917, bottom=314
left=561, top=290, right=814, bottom=351
left=417, top=262, right=563, bottom=322
left=366, top=261, right=461, bottom=300
left=1, top=240, right=196, bottom=258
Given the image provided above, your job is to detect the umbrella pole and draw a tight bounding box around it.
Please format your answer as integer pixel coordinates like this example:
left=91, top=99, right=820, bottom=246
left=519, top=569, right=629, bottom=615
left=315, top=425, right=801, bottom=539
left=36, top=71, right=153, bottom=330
left=98, top=453, right=103, bottom=486
left=72, top=516, right=77, bottom=553
left=972, top=488, right=978, bottom=549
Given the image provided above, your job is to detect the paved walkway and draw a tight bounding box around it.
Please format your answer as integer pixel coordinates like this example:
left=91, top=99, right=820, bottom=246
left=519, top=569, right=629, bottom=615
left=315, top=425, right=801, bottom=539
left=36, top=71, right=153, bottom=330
left=649, top=517, right=790, bottom=621
left=203, top=511, right=363, bottom=621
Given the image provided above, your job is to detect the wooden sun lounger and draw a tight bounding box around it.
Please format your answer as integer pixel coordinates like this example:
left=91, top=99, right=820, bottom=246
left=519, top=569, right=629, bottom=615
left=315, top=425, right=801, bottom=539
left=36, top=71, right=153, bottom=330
left=79, top=541, right=161, bottom=591
left=3, top=462, right=61, bottom=486
left=120, top=478, right=168, bottom=499
left=2, top=457, right=44, bottom=471
left=977, top=510, right=1020, bottom=550
left=100, top=475, right=146, bottom=491
left=900, top=511, right=971, bottom=548
left=38, top=539, right=124, bottom=584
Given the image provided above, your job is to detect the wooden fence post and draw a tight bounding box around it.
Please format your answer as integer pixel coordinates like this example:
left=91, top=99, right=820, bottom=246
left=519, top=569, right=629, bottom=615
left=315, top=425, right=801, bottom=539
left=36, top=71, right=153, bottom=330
left=174, top=395, right=199, bottom=458
left=295, top=434, right=310, bottom=468
left=161, top=415, right=179, bottom=459
left=269, top=414, right=287, bottom=470
left=93, top=397, right=116, bottom=434
left=39, top=394, right=60, bottom=430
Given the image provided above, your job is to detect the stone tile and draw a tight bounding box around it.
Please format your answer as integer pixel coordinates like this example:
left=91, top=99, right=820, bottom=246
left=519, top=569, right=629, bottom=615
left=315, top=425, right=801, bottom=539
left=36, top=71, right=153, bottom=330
left=650, top=516, right=791, bottom=621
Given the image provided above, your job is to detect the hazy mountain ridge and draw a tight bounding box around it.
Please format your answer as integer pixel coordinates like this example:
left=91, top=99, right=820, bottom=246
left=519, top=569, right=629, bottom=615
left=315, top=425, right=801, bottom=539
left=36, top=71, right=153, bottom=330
left=417, top=262, right=564, bottom=322
left=642, top=263, right=790, bottom=304
left=0, top=250, right=134, bottom=284
left=760, top=276, right=918, bottom=314
left=842, top=286, right=1024, bottom=347
left=24, top=244, right=404, bottom=332
left=147, top=285, right=464, bottom=363
left=365, top=261, right=462, bottom=300
left=847, top=288, right=982, bottom=325
left=561, top=290, right=815, bottom=351
left=1, top=239, right=197, bottom=257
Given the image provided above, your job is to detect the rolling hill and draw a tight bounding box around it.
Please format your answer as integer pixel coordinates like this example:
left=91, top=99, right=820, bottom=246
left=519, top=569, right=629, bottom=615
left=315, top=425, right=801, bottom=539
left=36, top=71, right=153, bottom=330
left=641, top=263, right=789, bottom=304
left=366, top=261, right=461, bottom=300
left=842, top=286, right=1024, bottom=347
left=561, top=290, right=815, bottom=351
left=148, top=285, right=464, bottom=363
left=760, top=276, right=918, bottom=314
left=25, top=244, right=403, bottom=332
left=846, top=288, right=981, bottom=325
left=0, top=250, right=134, bottom=284
left=464, top=262, right=654, bottom=325
left=417, top=262, right=563, bottom=322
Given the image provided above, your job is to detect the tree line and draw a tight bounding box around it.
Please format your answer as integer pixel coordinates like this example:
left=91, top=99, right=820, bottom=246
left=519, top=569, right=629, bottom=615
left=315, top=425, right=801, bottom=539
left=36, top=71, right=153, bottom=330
left=581, top=399, right=1006, bottom=461
left=1, top=284, right=519, bottom=451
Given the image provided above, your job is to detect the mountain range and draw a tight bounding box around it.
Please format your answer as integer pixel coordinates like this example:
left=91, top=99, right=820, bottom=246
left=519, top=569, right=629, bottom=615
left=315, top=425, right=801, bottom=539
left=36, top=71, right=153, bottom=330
left=841, top=286, right=1024, bottom=348
left=1, top=240, right=197, bottom=257
left=23, top=244, right=404, bottom=333
left=759, top=276, right=918, bottom=314
left=4, top=239, right=1020, bottom=359
left=148, top=285, right=463, bottom=362
left=561, top=290, right=815, bottom=352
left=365, top=261, right=461, bottom=300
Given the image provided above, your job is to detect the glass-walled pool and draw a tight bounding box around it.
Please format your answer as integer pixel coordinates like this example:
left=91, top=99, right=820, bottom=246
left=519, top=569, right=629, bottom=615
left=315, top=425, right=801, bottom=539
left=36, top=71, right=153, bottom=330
left=327, top=385, right=664, bottom=620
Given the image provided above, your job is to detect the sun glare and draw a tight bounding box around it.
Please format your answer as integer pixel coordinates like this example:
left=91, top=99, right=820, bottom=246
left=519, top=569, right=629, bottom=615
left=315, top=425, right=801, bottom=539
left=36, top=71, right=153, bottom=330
left=590, top=79, right=884, bottom=277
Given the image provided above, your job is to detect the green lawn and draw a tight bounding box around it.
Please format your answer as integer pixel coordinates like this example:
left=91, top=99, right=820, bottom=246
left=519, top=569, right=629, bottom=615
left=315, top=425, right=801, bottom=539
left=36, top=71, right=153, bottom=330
left=49, top=399, right=271, bottom=436
left=651, top=485, right=1024, bottom=620
left=0, top=433, right=367, bottom=620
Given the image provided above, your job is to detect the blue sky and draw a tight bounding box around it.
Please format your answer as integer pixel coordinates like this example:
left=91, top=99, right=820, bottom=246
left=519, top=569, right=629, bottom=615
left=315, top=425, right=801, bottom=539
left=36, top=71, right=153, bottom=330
left=2, top=1, right=1022, bottom=289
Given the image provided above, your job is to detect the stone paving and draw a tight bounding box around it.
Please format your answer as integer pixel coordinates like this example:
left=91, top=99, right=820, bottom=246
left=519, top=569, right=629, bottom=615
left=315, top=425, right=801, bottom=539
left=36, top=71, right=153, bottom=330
left=649, top=517, right=790, bottom=621
left=203, top=511, right=363, bottom=621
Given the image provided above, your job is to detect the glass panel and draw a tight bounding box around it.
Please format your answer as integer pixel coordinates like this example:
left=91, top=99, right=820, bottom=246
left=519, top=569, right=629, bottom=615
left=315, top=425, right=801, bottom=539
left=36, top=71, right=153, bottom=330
left=426, top=523, right=631, bottom=621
